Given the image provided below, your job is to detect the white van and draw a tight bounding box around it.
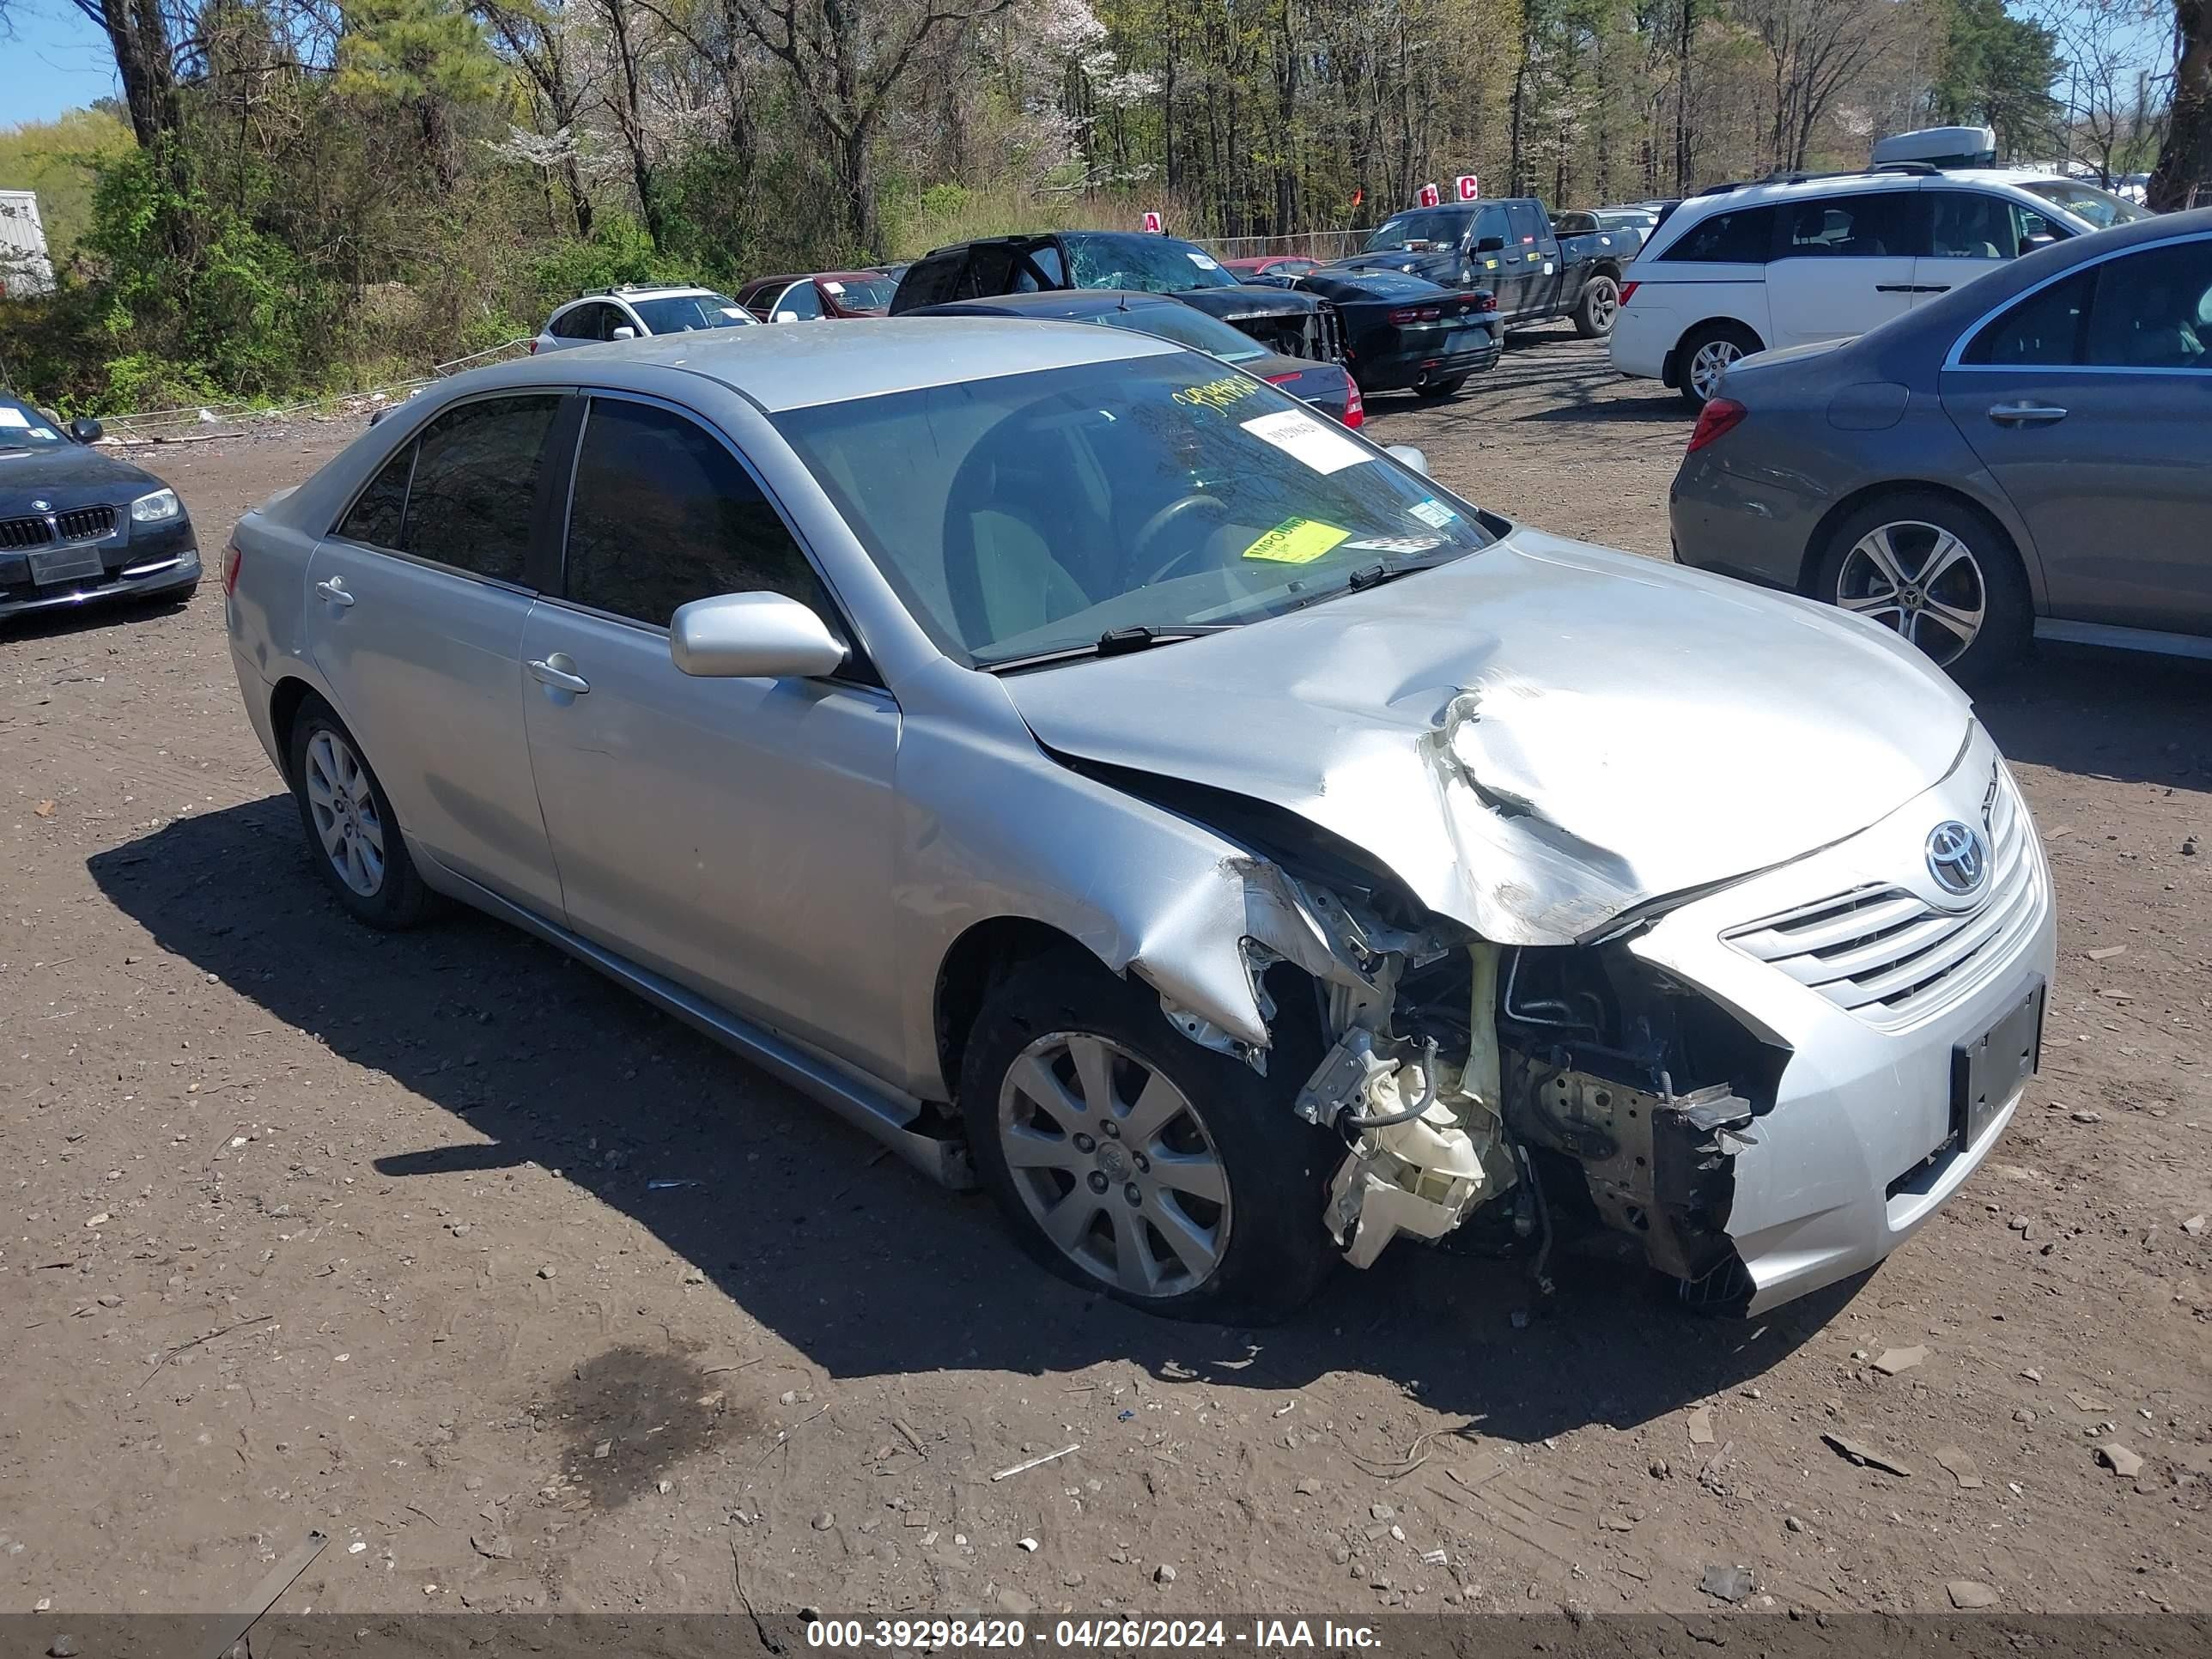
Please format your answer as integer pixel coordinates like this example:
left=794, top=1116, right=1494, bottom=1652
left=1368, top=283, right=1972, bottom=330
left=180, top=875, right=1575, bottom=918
left=1608, top=166, right=2150, bottom=406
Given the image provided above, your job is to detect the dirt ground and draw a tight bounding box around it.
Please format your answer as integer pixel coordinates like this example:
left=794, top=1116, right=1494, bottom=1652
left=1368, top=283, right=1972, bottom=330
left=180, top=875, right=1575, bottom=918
left=4, top=331, right=2209, bottom=1627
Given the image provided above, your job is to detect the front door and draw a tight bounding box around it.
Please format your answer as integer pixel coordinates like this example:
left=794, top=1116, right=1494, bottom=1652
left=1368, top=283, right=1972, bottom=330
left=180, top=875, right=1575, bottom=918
left=518, top=392, right=906, bottom=1073
left=1941, top=234, right=2212, bottom=635
left=1765, top=189, right=1924, bottom=349
left=303, top=392, right=568, bottom=912
left=1916, top=189, right=2060, bottom=308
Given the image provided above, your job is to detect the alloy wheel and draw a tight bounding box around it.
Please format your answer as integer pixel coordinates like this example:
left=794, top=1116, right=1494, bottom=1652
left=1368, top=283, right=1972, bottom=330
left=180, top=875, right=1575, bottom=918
left=997, top=1032, right=1231, bottom=1299
left=1688, top=337, right=1741, bottom=401
left=1835, top=520, right=1987, bottom=666
left=1587, top=283, right=1620, bottom=331
left=303, top=728, right=387, bottom=897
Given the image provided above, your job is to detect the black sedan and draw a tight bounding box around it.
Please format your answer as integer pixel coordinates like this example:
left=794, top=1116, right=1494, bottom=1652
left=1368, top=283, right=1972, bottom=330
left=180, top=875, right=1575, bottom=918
left=1, top=398, right=198, bottom=621
left=1286, top=270, right=1500, bottom=400
left=909, top=289, right=1363, bottom=426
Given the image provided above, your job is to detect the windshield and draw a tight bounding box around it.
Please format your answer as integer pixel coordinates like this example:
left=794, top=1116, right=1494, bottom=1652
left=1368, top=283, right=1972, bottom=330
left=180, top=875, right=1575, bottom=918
left=820, top=275, right=897, bottom=310
left=774, top=355, right=1492, bottom=669
left=1064, top=234, right=1237, bottom=292
left=2020, top=180, right=2151, bottom=229
left=1084, top=302, right=1266, bottom=362
left=1363, top=210, right=1474, bottom=252
left=0, top=398, right=67, bottom=451
left=630, top=293, right=756, bottom=332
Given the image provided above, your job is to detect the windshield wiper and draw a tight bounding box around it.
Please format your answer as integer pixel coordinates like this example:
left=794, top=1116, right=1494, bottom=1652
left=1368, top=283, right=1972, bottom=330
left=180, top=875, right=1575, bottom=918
left=981, top=625, right=1222, bottom=674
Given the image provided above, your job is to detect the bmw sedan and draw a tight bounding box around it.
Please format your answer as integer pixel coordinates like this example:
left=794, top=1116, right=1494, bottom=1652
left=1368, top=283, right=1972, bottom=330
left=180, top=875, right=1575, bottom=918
left=2, top=398, right=198, bottom=622
left=1670, top=208, right=2212, bottom=680
left=227, top=319, right=2054, bottom=1324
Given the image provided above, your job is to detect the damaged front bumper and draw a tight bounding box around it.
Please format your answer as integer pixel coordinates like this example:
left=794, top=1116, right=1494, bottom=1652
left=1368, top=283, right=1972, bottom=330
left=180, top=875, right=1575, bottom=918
left=1288, top=728, right=2056, bottom=1315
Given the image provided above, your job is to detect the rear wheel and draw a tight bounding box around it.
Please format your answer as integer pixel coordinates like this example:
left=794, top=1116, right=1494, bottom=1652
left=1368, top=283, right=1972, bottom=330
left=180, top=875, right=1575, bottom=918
left=1812, top=491, right=2030, bottom=684
left=1676, top=322, right=1760, bottom=409
left=1572, top=276, right=1621, bottom=338
left=959, top=951, right=1338, bottom=1323
left=1413, top=374, right=1470, bottom=401
left=286, top=695, right=434, bottom=927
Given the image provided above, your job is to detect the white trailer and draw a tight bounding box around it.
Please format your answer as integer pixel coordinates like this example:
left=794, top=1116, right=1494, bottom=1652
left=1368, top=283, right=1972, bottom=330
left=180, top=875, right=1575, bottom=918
left=0, top=191, right=57, bottom=297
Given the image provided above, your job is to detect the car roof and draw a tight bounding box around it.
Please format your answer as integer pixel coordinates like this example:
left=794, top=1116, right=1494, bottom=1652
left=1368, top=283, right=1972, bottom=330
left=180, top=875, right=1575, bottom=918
left=465, top=316, right=1180, bottom=412
left=556, top=287, right=722, bottom=310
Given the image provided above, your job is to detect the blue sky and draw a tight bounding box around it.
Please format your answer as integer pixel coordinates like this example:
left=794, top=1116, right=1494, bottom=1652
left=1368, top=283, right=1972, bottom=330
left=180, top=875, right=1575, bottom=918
left=2, top=0, right=122, bottom=126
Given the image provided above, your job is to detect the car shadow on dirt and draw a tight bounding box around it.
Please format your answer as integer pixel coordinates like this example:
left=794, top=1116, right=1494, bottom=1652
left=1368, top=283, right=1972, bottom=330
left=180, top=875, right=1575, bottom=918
left=1974, top=646, right=2212, bottom=795
left=90, top=793, right=1857, bottom=1448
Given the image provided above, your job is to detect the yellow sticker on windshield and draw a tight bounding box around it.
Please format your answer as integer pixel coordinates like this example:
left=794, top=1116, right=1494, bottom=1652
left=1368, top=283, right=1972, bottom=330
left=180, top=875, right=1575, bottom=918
left=1174, top=375, right=1262, bottom=413
left=1243, top=518, right=1351, bottom=564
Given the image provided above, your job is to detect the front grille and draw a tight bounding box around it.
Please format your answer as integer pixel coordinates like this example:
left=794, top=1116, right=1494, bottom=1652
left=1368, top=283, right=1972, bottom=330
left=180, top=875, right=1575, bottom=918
left=0, top=514, right=55, bottom=550
left=1723, top=764, right=2041, bottom=1030
left=57, top=505, right=117, bottom=541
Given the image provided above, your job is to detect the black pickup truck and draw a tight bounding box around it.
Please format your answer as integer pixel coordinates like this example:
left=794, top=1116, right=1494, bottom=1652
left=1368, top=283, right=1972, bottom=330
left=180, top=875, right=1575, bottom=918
left=1327, top=198, right=1633, bottom=338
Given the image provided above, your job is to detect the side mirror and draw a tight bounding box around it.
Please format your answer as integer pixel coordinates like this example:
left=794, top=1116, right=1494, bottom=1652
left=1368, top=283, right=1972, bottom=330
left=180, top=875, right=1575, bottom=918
left=69, top=416, right=103, bottom=443
left=1387, top=444, right=1430, bottom=478
left=773, top=312, right=801, bottom=324
left=611, top=325, right=637, bottom=341
left=1474, top=234, right=1507, bottom=253
left=671, top=592, right=849, bottom=680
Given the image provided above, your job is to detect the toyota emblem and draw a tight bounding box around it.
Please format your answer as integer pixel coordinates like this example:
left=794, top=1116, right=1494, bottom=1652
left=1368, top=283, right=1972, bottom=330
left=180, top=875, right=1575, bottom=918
left=1925, top=820, right=1989, bottom=897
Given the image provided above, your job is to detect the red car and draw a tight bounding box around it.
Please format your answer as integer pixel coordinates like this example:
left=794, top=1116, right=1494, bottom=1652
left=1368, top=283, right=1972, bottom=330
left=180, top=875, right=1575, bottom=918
left=1219, top=256, right=1322, bottom=280
left=736, top=270, right=901, bottom=321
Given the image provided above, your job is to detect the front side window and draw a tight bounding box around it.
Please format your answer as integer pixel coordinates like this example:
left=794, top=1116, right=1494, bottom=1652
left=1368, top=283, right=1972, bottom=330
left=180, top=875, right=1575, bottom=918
left=773, top=355, right=1495, bottom=669
left=630, top=293, right=755, bottom=332
left=563, top=398, right=842, bottom=629
left=1064, top=234, right=1236, bottom=292
left=1929, top=191, right=2021, bottom=259
left=1961, top=269, right=2094, bottom=366
left=769, top=282, right=824, bottom=321
left=399, top=396, right=560, bottom=582
left=2080, top=240, right=2212, bottom=368
left=1661, top=205, right=1777, bottom=264
left=1778, top=191, right=1923, bottom=258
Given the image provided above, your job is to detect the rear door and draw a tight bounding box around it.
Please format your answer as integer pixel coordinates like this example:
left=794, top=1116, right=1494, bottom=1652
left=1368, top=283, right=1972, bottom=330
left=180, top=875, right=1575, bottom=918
left=1941, top=233, right=2212, bottom=635
left=304, top=392, right=568, bottom=912
left=517, top=392, right=905, bottom=1071
left=1765, top=188, right=1924, bottom=349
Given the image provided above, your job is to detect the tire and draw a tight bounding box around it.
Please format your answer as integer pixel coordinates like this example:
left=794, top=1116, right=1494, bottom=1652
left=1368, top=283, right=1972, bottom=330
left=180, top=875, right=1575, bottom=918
left=1810, top=490, right=2031, bottom=684
left=286, top=694, right=434, bottom=928
left=1571, top=275, right=1620, bottom=338
left=1413, top=374, right=1470, bottom=401
left=959, top=950, right=1340, bottom=1324
left=1675, top=321, right=1761, bottom=409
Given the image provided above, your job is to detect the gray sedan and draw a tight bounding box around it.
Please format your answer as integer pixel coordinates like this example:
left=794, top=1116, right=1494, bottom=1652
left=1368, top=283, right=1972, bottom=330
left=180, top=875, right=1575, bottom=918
left=1670, top=207, right=2212, bottom=681
left=226, top=319, right=2052, bottom=1323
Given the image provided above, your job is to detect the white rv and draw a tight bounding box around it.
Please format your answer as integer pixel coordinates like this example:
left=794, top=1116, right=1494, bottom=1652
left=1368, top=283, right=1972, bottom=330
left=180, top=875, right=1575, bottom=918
left=0, top=191, right=58, bottom=298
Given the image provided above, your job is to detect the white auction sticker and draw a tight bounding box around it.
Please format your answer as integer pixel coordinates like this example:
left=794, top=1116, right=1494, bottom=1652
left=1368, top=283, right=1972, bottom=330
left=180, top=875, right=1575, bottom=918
left=0, top=406, right=28, bottom=428
left=1408, top=498, right=1459, bottom=528
left=1240, top=409, right=1371, bottom=475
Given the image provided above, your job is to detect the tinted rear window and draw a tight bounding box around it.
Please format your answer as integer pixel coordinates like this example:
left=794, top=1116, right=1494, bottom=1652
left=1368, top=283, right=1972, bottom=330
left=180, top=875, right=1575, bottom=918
left=1661, top=205, right=1777, bottom=264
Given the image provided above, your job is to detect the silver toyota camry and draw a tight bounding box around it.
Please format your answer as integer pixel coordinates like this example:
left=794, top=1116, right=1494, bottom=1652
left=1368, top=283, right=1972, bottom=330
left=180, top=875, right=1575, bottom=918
left=224, top=319, right=2055, bottom=1323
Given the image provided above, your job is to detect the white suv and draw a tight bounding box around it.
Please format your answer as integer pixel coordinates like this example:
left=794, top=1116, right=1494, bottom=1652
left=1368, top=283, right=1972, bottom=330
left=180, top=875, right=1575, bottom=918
left=532, top=286, right=757, bottom=353
left=1610, top=167, right=2149, bottom=406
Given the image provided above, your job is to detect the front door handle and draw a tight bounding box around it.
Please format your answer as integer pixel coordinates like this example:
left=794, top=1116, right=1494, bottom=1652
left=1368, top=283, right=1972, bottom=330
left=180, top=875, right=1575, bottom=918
left=314, top=576, right=356, bottom=607
left=528, top=656, right=590, bottom=695
left=1989, top=402, right=2068, bottom=426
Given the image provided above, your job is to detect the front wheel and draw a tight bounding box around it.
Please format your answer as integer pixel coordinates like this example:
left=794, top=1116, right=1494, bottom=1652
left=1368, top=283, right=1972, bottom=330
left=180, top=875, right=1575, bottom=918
left=959, top=952, right=1339, bottom=1323
left=1676, top=323, right=1760, bottom=409
left=1811, top=491, right=2030, bottom=684
left=1572, top=276, right=1620, bottom=338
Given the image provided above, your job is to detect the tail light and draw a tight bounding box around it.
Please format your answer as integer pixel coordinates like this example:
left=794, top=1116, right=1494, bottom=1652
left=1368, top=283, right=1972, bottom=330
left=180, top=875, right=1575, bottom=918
left=1476, top=293, right=1498, bottom=313
left=1686, top=396, right=1747, bottom=453
left=1388, top=305, right=1443, bottom=324
left=1617, top=281, right=1639, bottom=305
left=1342, top=380, right=1364, bottom=428
left=1263, top=372, right=1300, bottom=386
left=222, top=540, right=243, bottom=596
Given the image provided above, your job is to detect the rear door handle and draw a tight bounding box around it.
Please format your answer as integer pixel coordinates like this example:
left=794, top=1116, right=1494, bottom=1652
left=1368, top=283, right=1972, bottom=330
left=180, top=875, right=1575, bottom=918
left=314, top=576, right=355, bottom=607
left=1989, top=402, right=2068, bottom=426
left=528, top=657, right=590, bottom=695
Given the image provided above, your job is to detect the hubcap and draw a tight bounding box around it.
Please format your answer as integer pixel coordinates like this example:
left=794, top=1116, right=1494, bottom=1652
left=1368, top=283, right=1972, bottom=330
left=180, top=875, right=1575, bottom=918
left=1590, top=285, right=1618, bottom=329
left=303, top=728, right=386, bottom=897
left=997, top=1032, right=1231, bottom=1299
left=1689, top=338, right=1741, bottom=400
left=1836, top=520, right=1987, bottom=666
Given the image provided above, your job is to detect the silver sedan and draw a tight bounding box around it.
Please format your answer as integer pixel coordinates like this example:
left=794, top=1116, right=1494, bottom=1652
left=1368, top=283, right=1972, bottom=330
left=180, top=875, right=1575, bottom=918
left=226, top=319, right=2054, bottom=1322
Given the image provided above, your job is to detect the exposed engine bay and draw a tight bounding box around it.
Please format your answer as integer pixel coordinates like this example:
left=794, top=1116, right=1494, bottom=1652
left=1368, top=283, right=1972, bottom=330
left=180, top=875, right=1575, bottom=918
left=1277, top=872, right=1783, bottom=1310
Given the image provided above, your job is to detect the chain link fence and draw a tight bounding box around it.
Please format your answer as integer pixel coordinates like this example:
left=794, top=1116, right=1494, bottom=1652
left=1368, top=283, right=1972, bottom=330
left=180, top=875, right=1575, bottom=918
left=1194, top=229, right=1376, bottom=264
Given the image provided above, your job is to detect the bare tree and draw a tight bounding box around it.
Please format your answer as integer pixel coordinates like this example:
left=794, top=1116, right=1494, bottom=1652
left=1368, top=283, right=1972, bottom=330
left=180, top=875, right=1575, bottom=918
left=2149, top=0, right=2210, bottom=206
